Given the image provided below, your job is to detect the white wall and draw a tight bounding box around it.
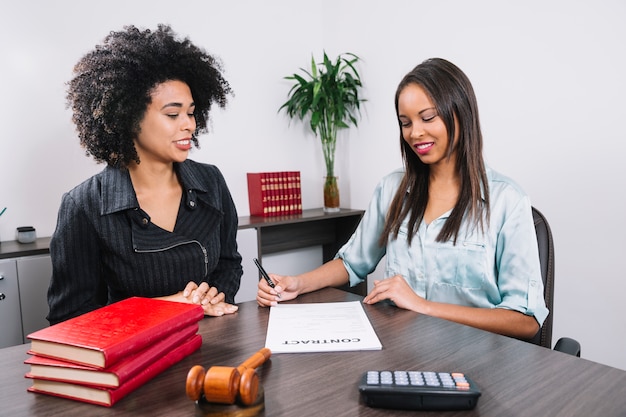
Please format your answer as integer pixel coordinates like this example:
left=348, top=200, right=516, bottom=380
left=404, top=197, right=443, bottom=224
left=1, top=0, right=624, bottom=370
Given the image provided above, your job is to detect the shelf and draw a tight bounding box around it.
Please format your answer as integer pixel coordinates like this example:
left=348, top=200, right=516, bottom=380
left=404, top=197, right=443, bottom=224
left=238, top=208, right=365, bottom=229
left=0, top=237, right=51, bottom=260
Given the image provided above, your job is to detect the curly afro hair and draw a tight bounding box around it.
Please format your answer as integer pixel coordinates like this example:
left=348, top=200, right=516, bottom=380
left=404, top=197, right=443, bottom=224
left=66, top=24, right=232, bottom=168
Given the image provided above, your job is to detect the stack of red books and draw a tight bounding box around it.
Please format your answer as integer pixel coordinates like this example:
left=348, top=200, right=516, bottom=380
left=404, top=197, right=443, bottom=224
left=24, top=297, right=204, bottom=407
left=247, top=171, right=303, bottom=217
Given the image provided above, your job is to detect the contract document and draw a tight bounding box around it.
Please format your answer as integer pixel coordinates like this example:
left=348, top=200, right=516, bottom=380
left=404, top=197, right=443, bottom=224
left=264, top=301, right=383, bottom=353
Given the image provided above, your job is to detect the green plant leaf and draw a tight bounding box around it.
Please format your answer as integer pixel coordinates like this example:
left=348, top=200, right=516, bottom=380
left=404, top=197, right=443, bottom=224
left=279, top=51, right=366, bottom=175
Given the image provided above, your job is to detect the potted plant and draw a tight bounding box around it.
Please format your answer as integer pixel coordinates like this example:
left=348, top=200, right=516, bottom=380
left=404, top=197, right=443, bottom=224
left=279, top=51, right=365, bottom=212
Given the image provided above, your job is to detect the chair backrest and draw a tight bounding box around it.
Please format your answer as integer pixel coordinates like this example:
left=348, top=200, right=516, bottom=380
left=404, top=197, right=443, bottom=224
left=528, top=206, right=555, bottom=348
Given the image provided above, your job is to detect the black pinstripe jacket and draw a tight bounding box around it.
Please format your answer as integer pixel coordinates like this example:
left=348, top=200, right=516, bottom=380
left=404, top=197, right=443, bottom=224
left=47, top=160, right=242, bottom=324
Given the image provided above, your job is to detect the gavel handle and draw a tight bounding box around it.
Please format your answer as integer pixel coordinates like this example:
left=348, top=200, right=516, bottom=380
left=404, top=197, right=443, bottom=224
left=238, top=347, right=271, bottom=371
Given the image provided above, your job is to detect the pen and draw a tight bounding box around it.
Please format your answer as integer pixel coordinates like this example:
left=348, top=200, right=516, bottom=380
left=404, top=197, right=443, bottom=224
left=0, top=207, right=6, bottom=217
left=253, top=258, right=281, bottom=299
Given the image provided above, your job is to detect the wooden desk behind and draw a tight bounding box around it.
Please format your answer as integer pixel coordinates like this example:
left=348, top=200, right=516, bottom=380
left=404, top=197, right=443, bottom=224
left=238, top=208, right=364, bottom=261
left=238, top=208, right=366, bottom=296
left=2, top=288, right=625, bottom=416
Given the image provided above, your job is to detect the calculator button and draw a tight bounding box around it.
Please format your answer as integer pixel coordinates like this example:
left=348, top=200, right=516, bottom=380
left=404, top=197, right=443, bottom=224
left=408, top=372, right=425, bottom=386
left=423, top=372, right=440, bottom=387
left=393, top=371, right=409, bottom=385
left=366, top=371, right=379, bottom=385
left=380, top=371, right=393, bottom=384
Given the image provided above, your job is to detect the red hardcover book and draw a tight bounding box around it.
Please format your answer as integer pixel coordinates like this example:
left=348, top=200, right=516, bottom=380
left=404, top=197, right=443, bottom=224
left=27, top=333, right=202, bottom=407
left=268, top=172, right=278, bottom=216
left=287, top=171, right=297, bottom=214
left=27, top=297, right=204, bottom=369
left=282, top=171, right=290, bottom=215
left=25, top=323, right=199, bottom=388
left=247, top=172, right=270, bottom=217
left=293, top=171, right=302, bottom=214
left=277, top=171, right=286, bottom=215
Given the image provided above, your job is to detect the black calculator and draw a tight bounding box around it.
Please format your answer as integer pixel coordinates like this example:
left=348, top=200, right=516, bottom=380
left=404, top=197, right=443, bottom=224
left=358, top=370, right=481, bottom=411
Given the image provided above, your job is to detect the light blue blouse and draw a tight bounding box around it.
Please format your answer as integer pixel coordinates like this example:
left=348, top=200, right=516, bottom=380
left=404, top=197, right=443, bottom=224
left=337, top=167, right=549, bottom=326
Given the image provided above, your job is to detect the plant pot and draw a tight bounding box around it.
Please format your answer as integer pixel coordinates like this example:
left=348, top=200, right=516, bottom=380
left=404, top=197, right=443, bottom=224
left=323, top=176, right=340, bottom=212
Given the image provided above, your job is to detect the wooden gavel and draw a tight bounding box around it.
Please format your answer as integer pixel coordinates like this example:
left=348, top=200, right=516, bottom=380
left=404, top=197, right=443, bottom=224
left=186, top=348, right=271, bottom=406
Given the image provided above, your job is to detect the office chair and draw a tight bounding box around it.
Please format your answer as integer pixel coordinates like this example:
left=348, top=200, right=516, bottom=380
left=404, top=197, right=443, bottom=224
left=529, top=206, right=581, bottom=357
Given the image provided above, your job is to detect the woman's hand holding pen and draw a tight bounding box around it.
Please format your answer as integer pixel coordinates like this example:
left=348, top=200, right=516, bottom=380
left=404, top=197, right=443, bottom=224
left=254, top=258, right=296, bottom=306
left=256, top=274, right=298, bottom=307
left=256, top=258, right=350, bottom=307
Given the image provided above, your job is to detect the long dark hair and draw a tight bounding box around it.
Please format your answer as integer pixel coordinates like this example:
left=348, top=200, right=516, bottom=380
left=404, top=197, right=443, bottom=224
left=380, top=58, right=489, bottom=246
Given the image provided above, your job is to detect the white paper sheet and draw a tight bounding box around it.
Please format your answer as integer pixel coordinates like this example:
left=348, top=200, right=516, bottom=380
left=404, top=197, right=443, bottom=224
left=264, top=301, right=383, bottom=353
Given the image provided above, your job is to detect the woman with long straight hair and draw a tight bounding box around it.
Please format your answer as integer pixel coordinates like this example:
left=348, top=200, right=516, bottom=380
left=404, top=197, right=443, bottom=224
left=257, top=58, right=548, bottom=340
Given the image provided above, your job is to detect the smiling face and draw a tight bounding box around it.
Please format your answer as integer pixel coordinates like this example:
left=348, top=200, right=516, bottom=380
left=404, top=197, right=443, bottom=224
left=134, top=79, right=196, bottom=166
left=397, top=83, right=458, bottom=169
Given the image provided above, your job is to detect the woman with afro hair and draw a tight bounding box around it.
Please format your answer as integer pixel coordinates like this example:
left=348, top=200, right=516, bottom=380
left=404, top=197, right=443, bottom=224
left=47, top=25, right=242, bottom=324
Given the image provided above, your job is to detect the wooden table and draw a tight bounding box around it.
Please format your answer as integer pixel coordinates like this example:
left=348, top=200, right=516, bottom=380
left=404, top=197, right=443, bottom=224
left=2, top=288, right=625, bottom=416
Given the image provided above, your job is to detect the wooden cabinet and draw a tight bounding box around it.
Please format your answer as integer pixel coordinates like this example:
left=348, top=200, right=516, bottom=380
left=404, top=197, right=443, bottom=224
left=16, top=255, right=52, bottom=339
left=237, top=208, right=366, bottom=298
left=238, top=208, right=364, bottom=260
left=0, top=259, right=23, bottom=348
left=0, top=238, right=52, bottom=347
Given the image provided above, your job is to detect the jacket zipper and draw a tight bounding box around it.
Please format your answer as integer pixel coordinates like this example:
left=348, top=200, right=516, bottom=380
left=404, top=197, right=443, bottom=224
left=134, top=240, right=209, bottom=278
